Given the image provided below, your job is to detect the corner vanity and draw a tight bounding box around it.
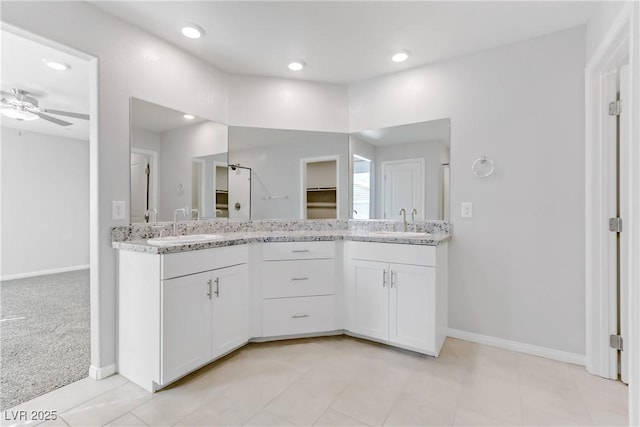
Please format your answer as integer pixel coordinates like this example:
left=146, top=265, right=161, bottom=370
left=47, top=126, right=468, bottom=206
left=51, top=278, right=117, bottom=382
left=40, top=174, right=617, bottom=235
left=114, top=220, right=449, bottom=392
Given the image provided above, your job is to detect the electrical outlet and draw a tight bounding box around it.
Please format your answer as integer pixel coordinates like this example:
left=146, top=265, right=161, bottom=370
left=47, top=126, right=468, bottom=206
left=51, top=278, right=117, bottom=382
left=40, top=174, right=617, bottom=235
left=461, top=202, right=473, bottom=218
left=112, top=201, right=126, bottom=220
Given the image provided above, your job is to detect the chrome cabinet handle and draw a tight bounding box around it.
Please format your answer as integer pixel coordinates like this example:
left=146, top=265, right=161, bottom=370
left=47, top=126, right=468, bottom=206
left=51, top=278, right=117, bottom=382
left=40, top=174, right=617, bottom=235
left=292, top=314, right=310, bottom=319
left=207, top=279, right=212, bottom=300
left=291, top=277, right=309, bottom=281
left=214, top=277, right=220, bottom=298
left=382, top=269, right=387, bottom=287
left=292, top=249, right=310, bottom=253
left=391, top=271, right=395, bottom=288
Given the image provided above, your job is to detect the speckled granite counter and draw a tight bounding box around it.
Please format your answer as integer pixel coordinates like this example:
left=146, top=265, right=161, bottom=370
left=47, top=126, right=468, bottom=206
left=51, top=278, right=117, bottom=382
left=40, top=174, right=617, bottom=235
left=112, top=219, right=451, bottom=254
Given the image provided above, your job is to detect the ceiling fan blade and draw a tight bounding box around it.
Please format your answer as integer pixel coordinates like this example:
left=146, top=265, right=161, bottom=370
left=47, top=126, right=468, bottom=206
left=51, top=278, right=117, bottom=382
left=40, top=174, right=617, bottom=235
left=33, top=111, right=73, bottom=126
left=43, top=109, right=89, bottom=120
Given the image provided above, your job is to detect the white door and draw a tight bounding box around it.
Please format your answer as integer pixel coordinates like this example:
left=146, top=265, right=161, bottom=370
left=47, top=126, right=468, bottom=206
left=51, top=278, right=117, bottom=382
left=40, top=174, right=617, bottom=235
left=388, top=263, right=435, bottom=352
left=619, top=64, right=630, bottom=384
left=228, top=166, right=251, bottom=220
left=131, top=152, right=151, bottom=223
left=161, top=271, right=212, bottom=384
left=382, top=159, right=424, bottom=220
left=351, top=260, right=389, bottom=341
left=211, top=264, right=248, bottom=358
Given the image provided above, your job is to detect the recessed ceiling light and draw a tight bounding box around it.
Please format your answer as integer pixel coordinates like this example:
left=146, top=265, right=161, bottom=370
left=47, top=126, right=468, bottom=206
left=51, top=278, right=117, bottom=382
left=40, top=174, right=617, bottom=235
left=392, top=50, right=411, bottom=63
left=181, top=24, right=204, bottom=39
left=42, top=59, right=70, bottom=70
left=288, top=61, right=305, bottom=71
left=183, top=114, right=195, bottom=120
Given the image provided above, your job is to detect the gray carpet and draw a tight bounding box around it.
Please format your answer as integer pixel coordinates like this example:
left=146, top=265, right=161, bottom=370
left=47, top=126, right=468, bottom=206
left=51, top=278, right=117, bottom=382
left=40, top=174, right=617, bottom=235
left=0, top=269, right=90, bottom=410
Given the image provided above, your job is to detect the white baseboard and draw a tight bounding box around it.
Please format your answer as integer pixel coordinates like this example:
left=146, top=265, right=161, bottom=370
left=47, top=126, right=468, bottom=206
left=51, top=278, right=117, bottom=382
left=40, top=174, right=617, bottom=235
left=0, top=264, right=90, bottom=281
left=447, top=328, right=585, bottom=366
left=88, top=363, right=117, bottom=380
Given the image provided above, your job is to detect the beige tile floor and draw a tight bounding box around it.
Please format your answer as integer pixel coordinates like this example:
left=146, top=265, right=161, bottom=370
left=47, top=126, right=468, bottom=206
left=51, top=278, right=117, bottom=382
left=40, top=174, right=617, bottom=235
left=2, top=337, right=628, bottom=427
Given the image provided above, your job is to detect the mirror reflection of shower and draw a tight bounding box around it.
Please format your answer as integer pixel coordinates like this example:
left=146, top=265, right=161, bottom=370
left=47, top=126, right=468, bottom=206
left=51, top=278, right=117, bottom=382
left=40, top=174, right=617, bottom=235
left=228, top=164, right=251, bottom=220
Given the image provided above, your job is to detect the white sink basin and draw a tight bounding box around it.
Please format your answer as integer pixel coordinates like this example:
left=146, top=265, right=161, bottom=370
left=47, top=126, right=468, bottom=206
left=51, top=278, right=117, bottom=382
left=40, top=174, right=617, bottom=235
left=147, top=234, right=224, bottom=246
left=368, top=231, right=432, bottom=238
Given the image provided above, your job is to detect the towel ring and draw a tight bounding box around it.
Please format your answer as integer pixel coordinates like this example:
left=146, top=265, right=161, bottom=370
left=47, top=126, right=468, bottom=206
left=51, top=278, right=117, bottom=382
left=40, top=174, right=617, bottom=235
left=472, top=156, right=494, bottom=178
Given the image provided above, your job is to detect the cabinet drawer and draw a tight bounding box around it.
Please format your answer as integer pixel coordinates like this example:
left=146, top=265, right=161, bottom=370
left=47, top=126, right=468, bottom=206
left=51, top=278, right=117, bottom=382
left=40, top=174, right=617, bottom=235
left=263, top=259, right=335, bottom=298
left=262, top=296, right=335, bottom=337
left=161, top=245, right=248, bottom=280
left=262, top=241, right=335, bottom=261
left=347, top=241, right=436, bottom=267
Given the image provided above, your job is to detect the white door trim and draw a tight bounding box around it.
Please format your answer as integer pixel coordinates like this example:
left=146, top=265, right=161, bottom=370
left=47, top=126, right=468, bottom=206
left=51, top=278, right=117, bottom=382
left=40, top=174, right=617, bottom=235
left=585, top=3, right=638, bottom=424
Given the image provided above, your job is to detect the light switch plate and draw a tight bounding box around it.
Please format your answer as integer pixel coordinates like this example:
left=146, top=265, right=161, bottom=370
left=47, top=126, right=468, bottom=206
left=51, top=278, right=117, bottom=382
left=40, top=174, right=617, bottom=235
left=112, top=201, right=126, bottom=220
left=461, top=202, right=473, bottom=218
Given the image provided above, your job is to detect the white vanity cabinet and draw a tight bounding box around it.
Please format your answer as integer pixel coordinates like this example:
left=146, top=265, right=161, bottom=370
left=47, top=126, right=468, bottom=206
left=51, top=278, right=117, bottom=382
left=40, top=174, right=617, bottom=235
left=118, top=245, right=248, bottom=392
left=260, top=241, right=338, bottom=337
left=345, top=241, right=448, bottom=356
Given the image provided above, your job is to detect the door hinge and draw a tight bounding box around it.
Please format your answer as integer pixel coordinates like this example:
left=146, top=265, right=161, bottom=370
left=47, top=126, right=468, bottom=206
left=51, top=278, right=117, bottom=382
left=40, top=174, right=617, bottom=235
left=609, top=217, right=622, bottom=233
left=609, top=100, right=622, bottom=116
left=610, top=334, right=624, bottom=351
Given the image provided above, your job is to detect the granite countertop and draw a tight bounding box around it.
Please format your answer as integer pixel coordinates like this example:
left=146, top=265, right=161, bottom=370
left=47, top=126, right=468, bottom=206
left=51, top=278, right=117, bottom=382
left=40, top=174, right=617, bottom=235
left=112, top=230, right=451, bottom=255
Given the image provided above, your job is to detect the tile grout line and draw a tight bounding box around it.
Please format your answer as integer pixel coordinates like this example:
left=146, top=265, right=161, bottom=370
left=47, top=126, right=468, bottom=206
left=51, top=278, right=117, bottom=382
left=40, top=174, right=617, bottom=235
left=379, top=369, right=412, bottom=426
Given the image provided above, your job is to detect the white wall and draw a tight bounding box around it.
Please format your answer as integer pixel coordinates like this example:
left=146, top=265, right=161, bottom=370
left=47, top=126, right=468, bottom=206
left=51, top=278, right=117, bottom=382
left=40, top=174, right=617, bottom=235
left=1, top=0, right=230, bottom=373
left=349, top=27, right=586, bottom=356
left=228, top=75, right=349, bottom=132
left=0, top=128, right=89, bottom=279
left=159, top=121, right=227, bottom=221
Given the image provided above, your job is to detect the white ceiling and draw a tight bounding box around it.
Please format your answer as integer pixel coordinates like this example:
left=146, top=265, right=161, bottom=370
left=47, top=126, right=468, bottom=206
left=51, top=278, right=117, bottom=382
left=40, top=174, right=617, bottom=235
left=355, top=118, right=450, bottom=147
left=229, top=126, right=345, bottom=150
left=131, top=98, right=206, bottom=133
left=93, top=1, right=598, bottom=84
left=0, top=30, right=90, bottom=140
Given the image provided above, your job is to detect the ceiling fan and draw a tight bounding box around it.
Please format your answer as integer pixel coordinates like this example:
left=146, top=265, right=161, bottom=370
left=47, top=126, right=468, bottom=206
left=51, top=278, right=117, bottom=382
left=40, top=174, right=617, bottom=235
left=0, top=88, right=89, bottom=126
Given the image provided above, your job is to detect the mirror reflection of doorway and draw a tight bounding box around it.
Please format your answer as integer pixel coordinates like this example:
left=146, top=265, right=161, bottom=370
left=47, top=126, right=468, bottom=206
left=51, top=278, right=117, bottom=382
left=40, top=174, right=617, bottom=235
left=130, top=149, right=157, bottom=223
left=352, top=155, right=372, bottom=219
left=302, top=158, right=338, bottom=219
left=381, top=158, right=425, bottom=220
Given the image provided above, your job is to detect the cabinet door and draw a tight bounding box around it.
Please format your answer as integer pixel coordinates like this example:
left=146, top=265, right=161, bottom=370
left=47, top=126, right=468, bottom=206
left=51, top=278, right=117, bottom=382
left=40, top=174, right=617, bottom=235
left=351, top=260, right=389, bottom=341
left=388, top=263, right=435, bottom=352
left=211, top=264, right=248, bottom=358
left=161, top=271, right=212, bottom=385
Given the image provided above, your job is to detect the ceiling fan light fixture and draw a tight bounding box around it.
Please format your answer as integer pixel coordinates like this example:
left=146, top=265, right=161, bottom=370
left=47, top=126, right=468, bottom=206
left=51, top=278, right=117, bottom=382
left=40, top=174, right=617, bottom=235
left=42, top=59, right=71, bottom=71
left=288, top=61, right=305, bottom=71
left=181, top=24, right=204, bottom=39
left=392, top=50, right=411, bottom=63
left=1, top=108, right=39, bottom=121
left=183, top=114, right=195, bottom=120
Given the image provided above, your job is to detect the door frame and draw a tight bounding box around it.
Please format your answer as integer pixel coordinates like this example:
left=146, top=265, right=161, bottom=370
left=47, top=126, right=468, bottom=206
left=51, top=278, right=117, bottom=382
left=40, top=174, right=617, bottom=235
left=585, top=2, right=638, bottom=424
left=380, top=158, right=425, bottom=220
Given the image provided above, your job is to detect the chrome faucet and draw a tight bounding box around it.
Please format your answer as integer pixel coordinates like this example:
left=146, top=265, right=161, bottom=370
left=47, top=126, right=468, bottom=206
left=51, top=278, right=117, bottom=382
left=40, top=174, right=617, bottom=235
left=145, top=208, right=158, bottom=223
left=411, top=208, right=418, bottom=221
left=399, top=208, right=407, bottom=232
left=173, top=208, right=188, bottom=236
left=190, top=208, right=200, bottom=221
left=215, top=209, right=223, bottom=217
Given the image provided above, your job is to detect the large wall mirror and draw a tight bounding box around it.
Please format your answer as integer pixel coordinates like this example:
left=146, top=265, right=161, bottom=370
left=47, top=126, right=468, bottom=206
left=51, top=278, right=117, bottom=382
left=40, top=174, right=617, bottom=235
left=228, top=127, right=349, bottom=220
left=350, top=118, right=450, bottom=221
left=130, top=98, right=228, bottom=222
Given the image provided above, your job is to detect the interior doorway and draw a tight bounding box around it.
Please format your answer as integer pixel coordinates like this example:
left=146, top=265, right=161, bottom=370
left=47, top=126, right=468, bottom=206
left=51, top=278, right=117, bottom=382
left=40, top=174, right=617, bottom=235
left=584, top=4, right=637, bottom=423
left=0, top=28, right=95, bottom=410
